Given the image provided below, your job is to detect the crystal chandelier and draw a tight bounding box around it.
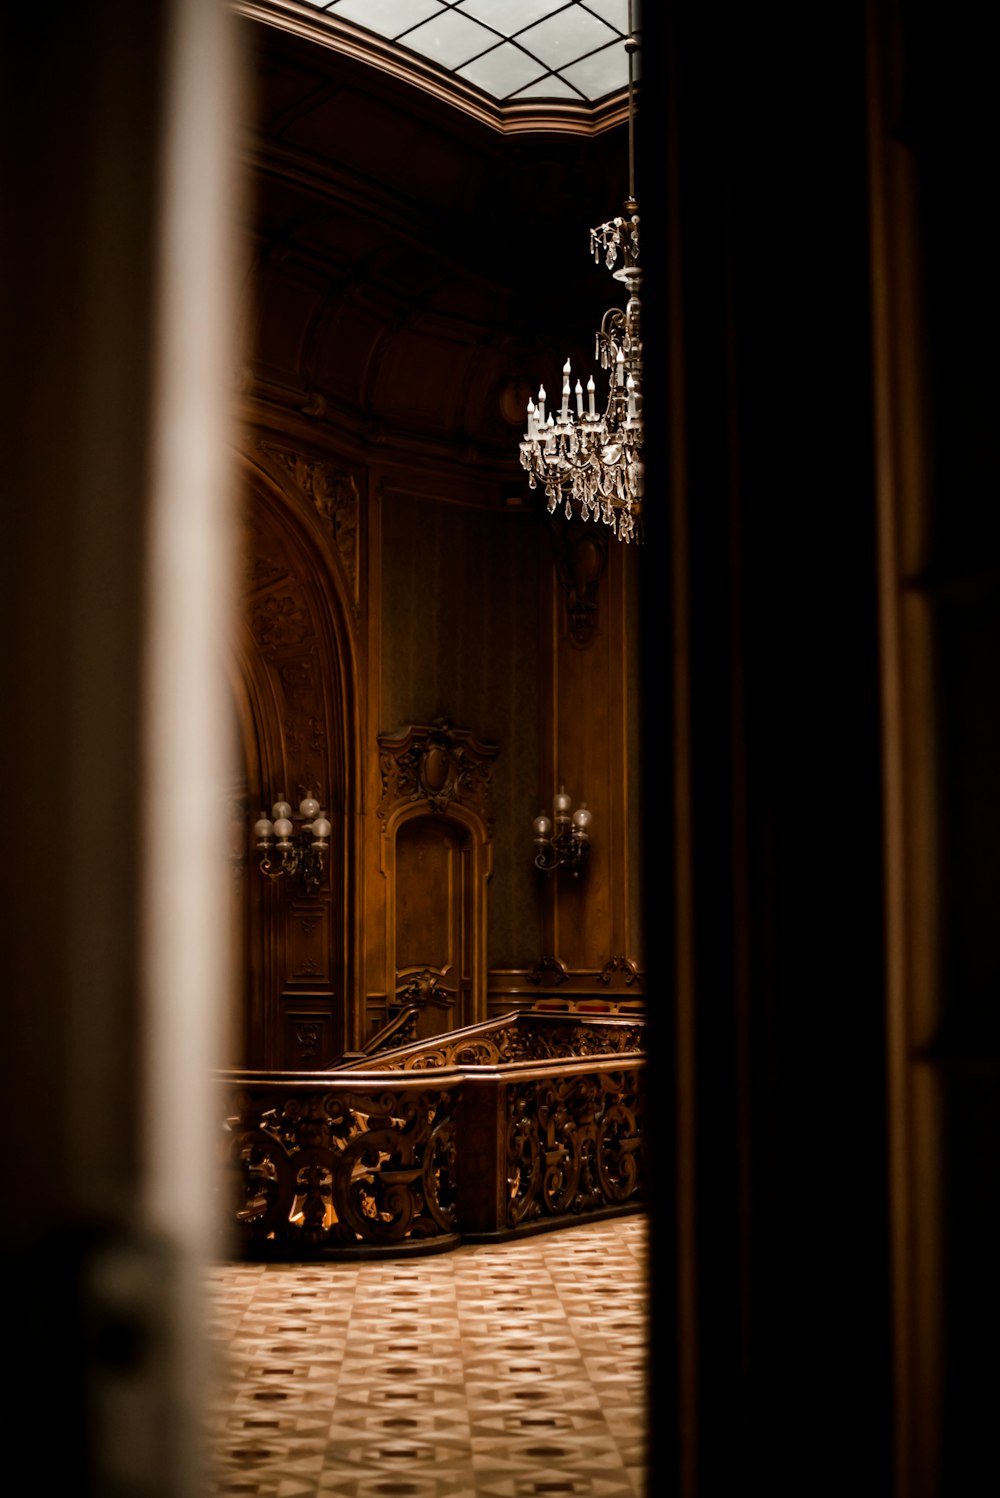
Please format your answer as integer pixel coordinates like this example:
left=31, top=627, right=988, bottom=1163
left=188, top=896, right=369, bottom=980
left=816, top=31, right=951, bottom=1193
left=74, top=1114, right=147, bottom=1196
left=519, top=6, right=642, bottom=543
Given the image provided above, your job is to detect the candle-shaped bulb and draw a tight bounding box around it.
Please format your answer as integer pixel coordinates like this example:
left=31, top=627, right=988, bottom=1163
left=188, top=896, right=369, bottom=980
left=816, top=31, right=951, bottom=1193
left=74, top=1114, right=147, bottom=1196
left=587, top=376, right=596, bottom=417
left=575, top=379, right=584, bottom=416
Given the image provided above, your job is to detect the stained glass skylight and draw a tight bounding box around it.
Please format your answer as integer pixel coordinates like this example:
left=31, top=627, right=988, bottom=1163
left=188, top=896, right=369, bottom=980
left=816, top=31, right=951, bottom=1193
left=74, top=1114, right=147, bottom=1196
left=294, top=1, right=637, bottom=103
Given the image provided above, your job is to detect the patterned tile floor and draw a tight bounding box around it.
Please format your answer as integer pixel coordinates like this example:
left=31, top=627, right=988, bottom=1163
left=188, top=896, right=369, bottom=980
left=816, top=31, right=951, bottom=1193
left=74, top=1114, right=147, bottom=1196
left=204, top=1213, right=648, bottom=1497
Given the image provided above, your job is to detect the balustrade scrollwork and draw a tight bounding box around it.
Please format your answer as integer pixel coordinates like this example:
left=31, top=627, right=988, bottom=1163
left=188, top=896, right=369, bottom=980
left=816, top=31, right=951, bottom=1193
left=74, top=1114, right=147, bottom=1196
left=221, top=1082, right=459, bottom=1253
left=506, top=1066, right=643, bottom=1227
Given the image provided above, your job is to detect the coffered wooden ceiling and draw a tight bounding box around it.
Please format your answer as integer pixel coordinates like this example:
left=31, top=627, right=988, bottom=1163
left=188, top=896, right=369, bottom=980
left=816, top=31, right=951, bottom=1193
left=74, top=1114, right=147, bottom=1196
left=239, top=4, right=633, bottom=494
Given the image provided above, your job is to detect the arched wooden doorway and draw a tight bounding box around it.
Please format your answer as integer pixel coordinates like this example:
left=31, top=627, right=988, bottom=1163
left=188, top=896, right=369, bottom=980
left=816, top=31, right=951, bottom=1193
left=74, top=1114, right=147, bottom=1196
left=373, top=720, right=497, bottom=1042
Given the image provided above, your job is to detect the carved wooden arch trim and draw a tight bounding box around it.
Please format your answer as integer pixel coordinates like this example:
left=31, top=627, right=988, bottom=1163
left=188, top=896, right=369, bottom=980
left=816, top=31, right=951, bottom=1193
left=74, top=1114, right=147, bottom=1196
left=232, top=449, right=360, bottom=815
left=251, top=439, right=361, bottom=616
left=376, top=721, right=498, bottom=1030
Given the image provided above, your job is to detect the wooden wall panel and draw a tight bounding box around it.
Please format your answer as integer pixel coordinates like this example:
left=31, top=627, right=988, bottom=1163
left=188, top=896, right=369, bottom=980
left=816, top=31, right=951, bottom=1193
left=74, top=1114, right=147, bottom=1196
left=376, top=481, right=543, bottom=970
left=535, top=517, right=645, bottom=994
left=280, top=1003, right=336, bottom=1070
left=285, top=899, right=332, bottom=985
left=395, top=818, right=460, bottom=972
left=393, top=816, right=467, bottom=1034
left=233, top=448, right=361, bottom=1069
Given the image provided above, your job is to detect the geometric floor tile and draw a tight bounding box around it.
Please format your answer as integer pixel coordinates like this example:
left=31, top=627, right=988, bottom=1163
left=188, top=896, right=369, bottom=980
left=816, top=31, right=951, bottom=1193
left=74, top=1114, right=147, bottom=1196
left=205, top=1214, right=648, bottom=1497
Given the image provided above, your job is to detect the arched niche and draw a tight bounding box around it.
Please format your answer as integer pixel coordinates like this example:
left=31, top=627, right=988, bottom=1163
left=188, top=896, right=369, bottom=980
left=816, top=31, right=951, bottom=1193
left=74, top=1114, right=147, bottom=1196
left=376, top=721, right=497, bottom=1039
left=227, top=450, right=361, bottom=1069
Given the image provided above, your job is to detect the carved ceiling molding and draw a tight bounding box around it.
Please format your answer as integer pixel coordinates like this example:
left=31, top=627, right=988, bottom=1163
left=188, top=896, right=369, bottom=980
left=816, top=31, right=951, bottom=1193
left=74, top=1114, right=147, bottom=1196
left=377, top=718, right=498, bottom=828
left=254, top=439, right=360, bottom=607
left=551, top=516, right=608, bottom=649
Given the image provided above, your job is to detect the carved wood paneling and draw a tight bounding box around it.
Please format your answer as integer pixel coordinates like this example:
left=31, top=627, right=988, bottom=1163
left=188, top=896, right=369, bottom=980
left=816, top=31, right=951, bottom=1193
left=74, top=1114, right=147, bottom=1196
left=255, top=441, right=360, bottom=609
left=377, top=718, right=497, bottom=828
left=373, top=721, right=498, bottom=1038
left=487, top=956, right=647, bottom=1017
left=286, top=901, right=331, bottom=985
left=395, top=819, right=460, bottom=969
left=551, top=515, right=609, bottom=649
left=281, top=1007, right=333, bottom=1068
left=540, top=521, right=642, bottom=976
left=234, top=459, right=356, bottom=1069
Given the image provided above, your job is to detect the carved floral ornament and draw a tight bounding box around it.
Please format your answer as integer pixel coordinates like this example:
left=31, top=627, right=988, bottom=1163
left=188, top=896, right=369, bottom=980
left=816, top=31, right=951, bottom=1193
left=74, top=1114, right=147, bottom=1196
left=527, top=954, right=641, bottom=990
left=396, top=968, right=451, bottom=1009
left=551, top=516, right=608, bottom=649
left=254, top=439, right=360, bottom=606
left=377, top=718, right=498, bottom=825
left=597, top=955, right=639, bottom=986
left=528, top=955, right=570, bottom=986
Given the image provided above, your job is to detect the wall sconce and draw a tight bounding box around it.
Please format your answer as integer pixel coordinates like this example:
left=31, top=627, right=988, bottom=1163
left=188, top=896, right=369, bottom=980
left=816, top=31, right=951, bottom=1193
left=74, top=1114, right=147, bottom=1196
left=253, top=794, right=331, bottom=897
left=533, top=786, right=592, bottom=877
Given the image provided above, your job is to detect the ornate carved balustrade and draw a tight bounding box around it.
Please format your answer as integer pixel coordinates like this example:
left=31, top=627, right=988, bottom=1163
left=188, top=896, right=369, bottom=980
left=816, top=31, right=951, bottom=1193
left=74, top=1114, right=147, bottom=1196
left=219, top=1009, right=645, bottom=1258
left=456, top=1056, right=644, bottom=1240
left=219, top=1071, right=463, bottom=1257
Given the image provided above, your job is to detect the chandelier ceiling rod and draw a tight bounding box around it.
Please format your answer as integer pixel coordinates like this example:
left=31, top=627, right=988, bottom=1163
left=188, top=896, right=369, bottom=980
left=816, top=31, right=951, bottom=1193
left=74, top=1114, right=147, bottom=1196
left=626, top=0, right=636, bottom=208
